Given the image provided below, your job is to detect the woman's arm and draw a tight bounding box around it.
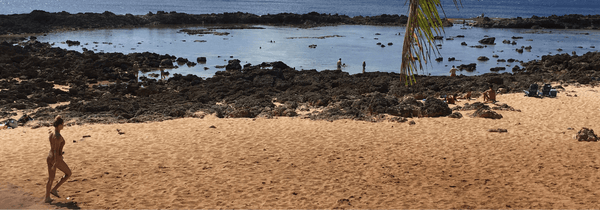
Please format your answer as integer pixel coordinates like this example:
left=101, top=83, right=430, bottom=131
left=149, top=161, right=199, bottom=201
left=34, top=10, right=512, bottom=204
left=58, top=139, right=65, bottom=157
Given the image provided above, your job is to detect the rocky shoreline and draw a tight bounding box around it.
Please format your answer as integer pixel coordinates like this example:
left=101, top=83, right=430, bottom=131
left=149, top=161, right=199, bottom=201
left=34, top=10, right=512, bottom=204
left=1, top=39, right=599, bottom=127
left=474, top=14, right=600, bottom=29
left=1, top=11, right=599, bottom=36
left=0, top=10, right=412, bottom=35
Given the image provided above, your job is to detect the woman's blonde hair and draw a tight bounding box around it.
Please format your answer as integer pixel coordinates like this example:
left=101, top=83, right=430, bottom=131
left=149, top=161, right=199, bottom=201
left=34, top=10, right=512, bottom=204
left=53, top=115, right=64, bottom=127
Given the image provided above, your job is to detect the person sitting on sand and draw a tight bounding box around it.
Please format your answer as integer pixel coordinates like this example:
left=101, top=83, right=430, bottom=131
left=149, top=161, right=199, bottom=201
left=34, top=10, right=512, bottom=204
left=483, top=85, right=496, bottom=103
left=446, top=93, right=458, bottom=104
left=449, top=65, right=458, bottom=77
left=457, top=91, right=472, bottom=100
left=45, top=115, right=72, bottom=203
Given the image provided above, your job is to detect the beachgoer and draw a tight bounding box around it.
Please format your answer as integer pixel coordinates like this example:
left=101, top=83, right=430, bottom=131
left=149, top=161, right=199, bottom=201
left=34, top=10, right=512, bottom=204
left=337, top=58, right=342, bottom=69
left=45, top=115, right=71, bottom=203
left=449, top=65, right=458, bottom=77
left=362, top=61, right=366, bottom=73
left=457, top=91, right=472, bottom=100
left=446, top=93, right=458, bottom=104
left=483, top=85, right=496, bottom=103
left=133, top=61, right=140, bottom=82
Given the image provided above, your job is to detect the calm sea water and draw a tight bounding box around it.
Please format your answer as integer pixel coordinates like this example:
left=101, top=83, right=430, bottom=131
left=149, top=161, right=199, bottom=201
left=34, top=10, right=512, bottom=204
left=34, top=25, right=600, bottom=78
left=1, top=0, right=599, bottom=18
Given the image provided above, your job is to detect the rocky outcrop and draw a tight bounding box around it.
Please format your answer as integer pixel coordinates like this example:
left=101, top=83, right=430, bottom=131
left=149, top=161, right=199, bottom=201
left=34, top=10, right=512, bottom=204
left=0, top=10, right=411, bottom=35
left=520, top=52, right=600, bottom=84
left=474, top=14, right=600, bottom=29
left=1, top=40, right=597, bottom=125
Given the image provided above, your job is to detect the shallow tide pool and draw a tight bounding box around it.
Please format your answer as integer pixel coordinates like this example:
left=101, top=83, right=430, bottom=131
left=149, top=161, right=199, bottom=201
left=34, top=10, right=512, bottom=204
left=35, top=24, right=600, bottom=78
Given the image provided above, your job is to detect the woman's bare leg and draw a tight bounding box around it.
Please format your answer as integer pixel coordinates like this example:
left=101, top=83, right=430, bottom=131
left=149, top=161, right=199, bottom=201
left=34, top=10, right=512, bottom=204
left=45, top=159, right=56, bottom=202
left=50, top=159, right=71, bottom=194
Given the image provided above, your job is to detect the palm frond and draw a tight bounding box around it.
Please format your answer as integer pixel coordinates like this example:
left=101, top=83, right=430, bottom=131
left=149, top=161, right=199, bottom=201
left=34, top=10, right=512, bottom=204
left=400, top=0, right=462, bottom=86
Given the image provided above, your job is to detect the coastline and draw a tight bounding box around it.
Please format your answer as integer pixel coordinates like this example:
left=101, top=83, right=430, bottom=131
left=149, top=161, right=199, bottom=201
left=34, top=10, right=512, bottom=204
left=1, top=38, right=599, bottom=126
left=1, top=11, right=599, bottom=37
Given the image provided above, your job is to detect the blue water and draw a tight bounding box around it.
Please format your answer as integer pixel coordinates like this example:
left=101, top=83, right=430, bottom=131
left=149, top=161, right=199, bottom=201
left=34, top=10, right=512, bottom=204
left=34, top=25, right=600, bottom=78
left=0, top=0, right=599, bottom=18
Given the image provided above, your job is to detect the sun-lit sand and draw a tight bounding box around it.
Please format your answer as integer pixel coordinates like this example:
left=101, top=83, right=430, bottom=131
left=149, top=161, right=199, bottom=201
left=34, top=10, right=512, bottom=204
left=1, top=84, right=599, bottom=209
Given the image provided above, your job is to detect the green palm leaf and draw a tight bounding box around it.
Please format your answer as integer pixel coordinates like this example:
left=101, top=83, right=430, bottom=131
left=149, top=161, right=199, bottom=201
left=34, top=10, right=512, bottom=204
left=400, top=0, right=462, bottom=86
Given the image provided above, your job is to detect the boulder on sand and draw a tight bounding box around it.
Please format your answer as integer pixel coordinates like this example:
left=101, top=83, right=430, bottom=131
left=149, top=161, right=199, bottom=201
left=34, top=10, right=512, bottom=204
left=471, top=108, right=503, bottom=119
left=576, top=127, right=598, bottom=141
left=420, top=96, right=452, bottom=117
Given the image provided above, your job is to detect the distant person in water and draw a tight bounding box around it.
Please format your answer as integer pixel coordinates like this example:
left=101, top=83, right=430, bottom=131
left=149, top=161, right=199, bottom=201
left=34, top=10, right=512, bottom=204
left=362, top=61, right=366, bottom=73
left=45, top=115, right=72, bottom=203
left=483, top=85, right=496, bottom=103
left=337, top=58, right=342, bottom=69
left=449, top=65, right=458, bottom=77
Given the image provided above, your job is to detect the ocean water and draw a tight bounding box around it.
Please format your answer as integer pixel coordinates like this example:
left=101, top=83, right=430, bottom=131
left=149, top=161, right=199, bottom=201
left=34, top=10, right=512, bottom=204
left=34, top=24, right=600, bottom=78
left=1, top=0, right=599, bottom=18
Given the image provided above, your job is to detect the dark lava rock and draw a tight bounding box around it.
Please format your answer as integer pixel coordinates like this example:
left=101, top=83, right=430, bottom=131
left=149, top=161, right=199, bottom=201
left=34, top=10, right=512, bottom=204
left=458, top=63, right=477, bottom=71
left=448, top=57, right=455, bottom=61
left=448, top=112, right=463, bottom=119
left=475, top=14, right=600, bottom=30
left=488, top=128, right=507, bottom=132
left=2, top=39, right=598, bottom=125
left=490, top=67, right=506, bottom=71
left=461, top=102, right=490, bottom=111
left=435, top=57, right=443, bottom=62
left=471, top=108, right=503, bottom=119
left=461, top=42, right=467, bottom=46
left=197, top=57, right=207, bottom=63
left=160, top=59, right=173, bottom=67
left=421, top=96, right=452, bottom=117
left=65, top=40, right=80, bottom=46
left=226, top=59, right=242, bottom=71
left=0, top=10, right=410, bottom=36
left=576, top=127, right=598, bottom=141
left=477, top=56, right=490, bottom=61
left=478, top=37, right=495, bottom=45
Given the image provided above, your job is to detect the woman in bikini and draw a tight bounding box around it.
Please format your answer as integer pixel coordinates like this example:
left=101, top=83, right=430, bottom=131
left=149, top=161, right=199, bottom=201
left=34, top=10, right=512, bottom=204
left=45, top=115, right=72, bottom=203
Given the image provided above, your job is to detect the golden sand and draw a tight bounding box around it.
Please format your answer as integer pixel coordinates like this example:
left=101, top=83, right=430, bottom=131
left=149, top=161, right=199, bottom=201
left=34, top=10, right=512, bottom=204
left=1, top=85, right=599, bottom=209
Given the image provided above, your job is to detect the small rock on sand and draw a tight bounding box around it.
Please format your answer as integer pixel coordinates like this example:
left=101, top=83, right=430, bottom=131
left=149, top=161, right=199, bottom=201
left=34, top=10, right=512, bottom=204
left=576, top=127, right=598, bottom=141
left=488, top=128, right=507, bottom=133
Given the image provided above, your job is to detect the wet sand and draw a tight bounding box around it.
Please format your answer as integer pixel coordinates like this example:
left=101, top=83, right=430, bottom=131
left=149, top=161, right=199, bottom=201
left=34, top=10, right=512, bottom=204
left=1, top=85, right=599, bottom=209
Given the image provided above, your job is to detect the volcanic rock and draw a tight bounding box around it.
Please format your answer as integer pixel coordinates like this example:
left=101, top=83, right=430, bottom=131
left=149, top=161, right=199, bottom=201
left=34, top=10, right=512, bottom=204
left=576, top=127, right=598, bottom=141
left=471, top=108, right=503, bottom=119
left=478, top=37, right=495, bottom=45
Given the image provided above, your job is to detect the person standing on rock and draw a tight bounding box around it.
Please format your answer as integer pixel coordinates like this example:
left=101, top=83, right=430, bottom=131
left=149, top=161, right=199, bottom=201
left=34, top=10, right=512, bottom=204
left=45, top=115, right=72, bottom=203
left=449, top=65, right=458, bottom=77
left=362, top=61, right=366, bottom=73
left=337, top=58, right=342, bottom=69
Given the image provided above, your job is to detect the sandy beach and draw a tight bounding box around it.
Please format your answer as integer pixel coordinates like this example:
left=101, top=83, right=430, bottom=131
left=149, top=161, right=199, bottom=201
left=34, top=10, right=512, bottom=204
left=1, top=84, right=599, bottom=209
